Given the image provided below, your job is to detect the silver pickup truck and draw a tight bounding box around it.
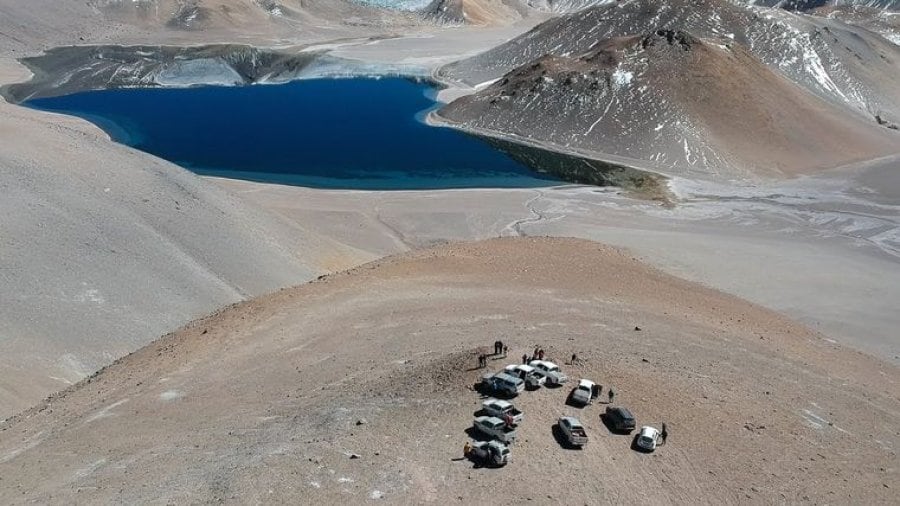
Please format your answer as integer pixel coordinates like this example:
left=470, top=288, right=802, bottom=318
left=482, top=398, right=524, bottom=426
left=558, top=416, right=588, bottom=447
left=473, top=416, right=518, bottom=444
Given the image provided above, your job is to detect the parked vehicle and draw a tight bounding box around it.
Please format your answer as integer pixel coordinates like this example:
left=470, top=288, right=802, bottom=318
left=480, top=372, right=525, bottom=397
left=473, top=416, right=518, bottom=444
left=603, top=406, right=636, bottom=434
left=529, top=360, right=568, bottom=385
left=482, top=398, right=524, bottom=426
left=504, top=364, right=546, bottom=389
left=635, top=426, right=661, bottom=452
left=467, top=440, right=511, bottom=466
left=557, top=416, right=588, bottom=447
left=570, top=379, right=600, bottom=405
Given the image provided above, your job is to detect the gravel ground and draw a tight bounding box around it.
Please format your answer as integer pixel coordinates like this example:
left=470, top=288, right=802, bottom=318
left=1, top=238, right=896, bottom=504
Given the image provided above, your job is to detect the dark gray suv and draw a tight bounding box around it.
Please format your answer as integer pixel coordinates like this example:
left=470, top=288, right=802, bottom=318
left=603, top=406, right=636, bottom=434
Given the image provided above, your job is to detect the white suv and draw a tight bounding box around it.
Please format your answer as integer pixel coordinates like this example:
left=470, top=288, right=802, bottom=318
left=636, top=426, right=661, bottom=452
left=529, top=360, right=568, bottom=385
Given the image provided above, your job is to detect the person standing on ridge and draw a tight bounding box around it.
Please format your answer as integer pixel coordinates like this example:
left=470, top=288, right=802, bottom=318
left=608, top=388, right=615, bottom=404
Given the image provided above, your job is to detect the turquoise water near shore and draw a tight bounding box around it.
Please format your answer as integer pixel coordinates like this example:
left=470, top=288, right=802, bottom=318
left=26, top=78, right=559, bottom=190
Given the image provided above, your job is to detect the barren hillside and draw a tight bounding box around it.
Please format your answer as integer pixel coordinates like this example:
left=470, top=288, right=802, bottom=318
left=0, top=0, right=419, bottom=53
left=1, top=238, right=897, bottom=504
left=438, top=30, right=900, bottom=179
left=0, top=59, right=373, bottom=418
left=439, top=0, right=900, bottom=127
left=423, top=0, right=531, bottom=24
left=0, top=0, right=554, bottom=421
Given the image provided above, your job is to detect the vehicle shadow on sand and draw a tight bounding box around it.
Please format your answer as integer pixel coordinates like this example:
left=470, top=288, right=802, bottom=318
left=464, top=426, right=493, bottom=442
left=472, top=381, right=517, bottom=399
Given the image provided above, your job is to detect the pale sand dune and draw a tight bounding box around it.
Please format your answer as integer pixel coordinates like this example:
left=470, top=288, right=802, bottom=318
left=1, top=238, right=896, bottom=504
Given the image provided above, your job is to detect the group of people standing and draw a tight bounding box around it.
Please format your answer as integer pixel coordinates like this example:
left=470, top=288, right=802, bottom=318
left=522, top=346, right=545, bottom=364
left=477, top=340, right=510, bottom=368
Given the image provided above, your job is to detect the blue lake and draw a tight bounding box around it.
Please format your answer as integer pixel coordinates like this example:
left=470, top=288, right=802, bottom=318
left=26, top=78, right=560, bottom=190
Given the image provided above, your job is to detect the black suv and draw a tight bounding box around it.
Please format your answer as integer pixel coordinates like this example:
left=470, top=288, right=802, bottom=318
left=603, top=406, right=636, bottom=433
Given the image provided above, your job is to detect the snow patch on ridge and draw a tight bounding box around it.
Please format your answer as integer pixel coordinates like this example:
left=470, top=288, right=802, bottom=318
left=612, top=69, right=633, bottom=88
left=156, top=59, right=244, bottom=87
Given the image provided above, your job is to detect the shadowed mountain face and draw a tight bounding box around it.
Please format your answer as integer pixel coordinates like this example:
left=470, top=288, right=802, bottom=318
left=2, top=45, right=324, bottom=102
left=438, top=29, right=899, bottom=179
left=748, top=0, right=900, bottom=9
left=439, top=0, right=900, bottom=128
left=524, top=0, right=615, bottom=11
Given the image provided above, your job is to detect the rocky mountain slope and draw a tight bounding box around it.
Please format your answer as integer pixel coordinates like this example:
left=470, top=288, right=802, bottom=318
left=0, top=0, right=548, bottom=54
left=438, top=29, right=899, bottom=179
left=423, top=0, right=531, bottom=25
left=92, top=0, right=431, bottom=29
left=0, top=0, right=428, bottom=54
left=439, top=0, right=900, bottom=128
left=2, top=238, right=897, bottom=503
left=811, top=3, right=900, bottom=44
left=749, top=0, right=900, bottom=10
